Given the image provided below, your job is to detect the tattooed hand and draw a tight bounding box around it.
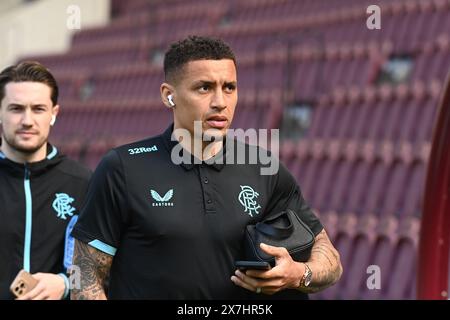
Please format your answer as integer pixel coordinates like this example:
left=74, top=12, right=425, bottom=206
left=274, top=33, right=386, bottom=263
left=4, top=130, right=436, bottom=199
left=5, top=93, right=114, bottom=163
left=231, top=230, right=342, bottom=295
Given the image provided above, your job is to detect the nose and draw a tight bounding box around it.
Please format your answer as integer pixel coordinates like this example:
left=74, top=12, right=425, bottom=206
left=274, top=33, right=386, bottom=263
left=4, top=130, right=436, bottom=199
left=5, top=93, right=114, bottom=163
left=211, top=89, right=226, bottom=111
left=21, top=109, right=33, bottom=127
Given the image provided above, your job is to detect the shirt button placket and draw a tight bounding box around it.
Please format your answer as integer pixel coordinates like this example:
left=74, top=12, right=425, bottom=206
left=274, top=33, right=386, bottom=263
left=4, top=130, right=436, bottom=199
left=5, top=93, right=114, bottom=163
left=199, top=166, right=214, bottom=213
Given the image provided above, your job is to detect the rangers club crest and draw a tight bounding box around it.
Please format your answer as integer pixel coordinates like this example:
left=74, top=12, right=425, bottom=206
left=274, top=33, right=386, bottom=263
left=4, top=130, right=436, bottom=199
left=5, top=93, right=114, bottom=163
left=52, top=193, right=76, bottom=220
left=238, top=185, right=261, bottom=217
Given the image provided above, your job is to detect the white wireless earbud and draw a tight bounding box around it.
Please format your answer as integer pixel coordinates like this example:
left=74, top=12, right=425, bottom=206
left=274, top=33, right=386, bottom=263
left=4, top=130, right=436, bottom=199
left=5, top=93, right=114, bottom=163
left=168, top=94, right=175, bottom=107
left=50, top=115, right=56, bottom=126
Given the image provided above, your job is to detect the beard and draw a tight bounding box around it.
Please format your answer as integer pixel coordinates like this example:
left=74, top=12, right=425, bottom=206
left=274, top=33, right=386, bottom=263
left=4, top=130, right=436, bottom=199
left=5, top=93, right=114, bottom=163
left=202, top=126, right=227, bottom=142
left=2, top=133, right=47, bottom=155
left=203, top=130, right=226, bottom=142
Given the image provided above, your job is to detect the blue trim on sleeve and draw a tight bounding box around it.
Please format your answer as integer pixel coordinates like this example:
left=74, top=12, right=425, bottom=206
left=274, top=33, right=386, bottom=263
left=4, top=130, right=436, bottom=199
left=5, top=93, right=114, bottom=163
left=58, top=273, right=70, bottom=299
left=64, top=215, right=78, bottom=269
left=88, top=239, right=117, bottom=256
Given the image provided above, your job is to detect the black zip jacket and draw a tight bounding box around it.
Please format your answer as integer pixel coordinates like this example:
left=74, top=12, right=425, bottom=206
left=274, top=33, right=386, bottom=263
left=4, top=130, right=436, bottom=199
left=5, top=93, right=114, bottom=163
left=0, top=144, right=91, bottom=299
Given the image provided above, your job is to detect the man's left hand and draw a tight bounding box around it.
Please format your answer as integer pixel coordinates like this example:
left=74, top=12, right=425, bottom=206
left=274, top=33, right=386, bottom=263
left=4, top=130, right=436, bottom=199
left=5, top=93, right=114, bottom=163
left=231, top=243, right=305, bottom=295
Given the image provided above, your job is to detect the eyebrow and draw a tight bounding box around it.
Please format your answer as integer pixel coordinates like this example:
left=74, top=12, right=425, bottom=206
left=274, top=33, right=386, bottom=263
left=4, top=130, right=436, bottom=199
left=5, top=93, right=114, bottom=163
left=7, top=103, right=48, bottom=108
left=194, top=80, right=237, bottom=86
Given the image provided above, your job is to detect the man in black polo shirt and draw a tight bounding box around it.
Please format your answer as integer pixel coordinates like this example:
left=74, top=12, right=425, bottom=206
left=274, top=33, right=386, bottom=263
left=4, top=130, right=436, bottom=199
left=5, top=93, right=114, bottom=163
left=71, top=36, right=342, bottom=299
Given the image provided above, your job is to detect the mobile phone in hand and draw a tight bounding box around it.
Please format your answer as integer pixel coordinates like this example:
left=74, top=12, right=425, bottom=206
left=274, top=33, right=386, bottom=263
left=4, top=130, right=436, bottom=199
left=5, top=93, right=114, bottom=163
left=235, top=260, right=271, bottom=271
left=10, top=270, right=38, bottom=298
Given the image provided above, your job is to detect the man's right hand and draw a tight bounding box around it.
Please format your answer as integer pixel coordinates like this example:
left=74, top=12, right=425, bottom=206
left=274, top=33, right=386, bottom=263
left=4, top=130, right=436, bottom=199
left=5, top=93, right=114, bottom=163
left=17, top=273, right=66, bottom=300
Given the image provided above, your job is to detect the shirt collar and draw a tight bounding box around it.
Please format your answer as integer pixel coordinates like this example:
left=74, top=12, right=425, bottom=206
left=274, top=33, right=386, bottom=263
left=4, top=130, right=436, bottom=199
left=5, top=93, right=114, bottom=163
left=161, top=124, right=226, bottom=172
left=0, top=140, right=62, bottom=177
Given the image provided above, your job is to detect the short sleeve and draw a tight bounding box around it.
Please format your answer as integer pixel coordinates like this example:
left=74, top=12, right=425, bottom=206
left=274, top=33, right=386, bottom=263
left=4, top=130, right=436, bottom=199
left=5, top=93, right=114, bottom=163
left=71, top=149, right=129, bottom=256
left=265, top=162, right=323, bottom=237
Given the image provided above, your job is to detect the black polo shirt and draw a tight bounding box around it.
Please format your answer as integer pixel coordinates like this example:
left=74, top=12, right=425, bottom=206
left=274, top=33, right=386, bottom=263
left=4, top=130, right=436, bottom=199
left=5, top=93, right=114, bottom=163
left=72, top=125, right=323, bottom=299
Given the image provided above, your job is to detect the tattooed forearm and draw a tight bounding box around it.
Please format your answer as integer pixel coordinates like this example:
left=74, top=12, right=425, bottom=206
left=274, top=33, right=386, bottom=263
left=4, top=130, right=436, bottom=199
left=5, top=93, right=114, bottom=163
left=311, top=247, right=334, bottom=267
left=71, top=240, right=113, bottom=300
left=299, top=229, right=343, bottom=294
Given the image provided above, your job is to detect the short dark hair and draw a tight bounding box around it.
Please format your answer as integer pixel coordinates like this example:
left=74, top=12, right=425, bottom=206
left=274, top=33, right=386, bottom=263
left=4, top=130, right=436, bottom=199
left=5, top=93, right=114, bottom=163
left=164, top=35, right=236, bottom=83
left=0, top=61, right=59, bottom=106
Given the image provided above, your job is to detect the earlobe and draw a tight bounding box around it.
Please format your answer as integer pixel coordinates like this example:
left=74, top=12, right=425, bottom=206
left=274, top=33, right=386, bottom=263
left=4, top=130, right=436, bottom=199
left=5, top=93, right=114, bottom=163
left=50, top=115, right=56, bottom=126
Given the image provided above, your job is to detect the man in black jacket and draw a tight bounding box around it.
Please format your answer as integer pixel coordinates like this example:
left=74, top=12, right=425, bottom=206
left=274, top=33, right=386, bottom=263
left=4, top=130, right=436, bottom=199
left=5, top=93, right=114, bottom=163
left=0, top=61, right=91, bottom=300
